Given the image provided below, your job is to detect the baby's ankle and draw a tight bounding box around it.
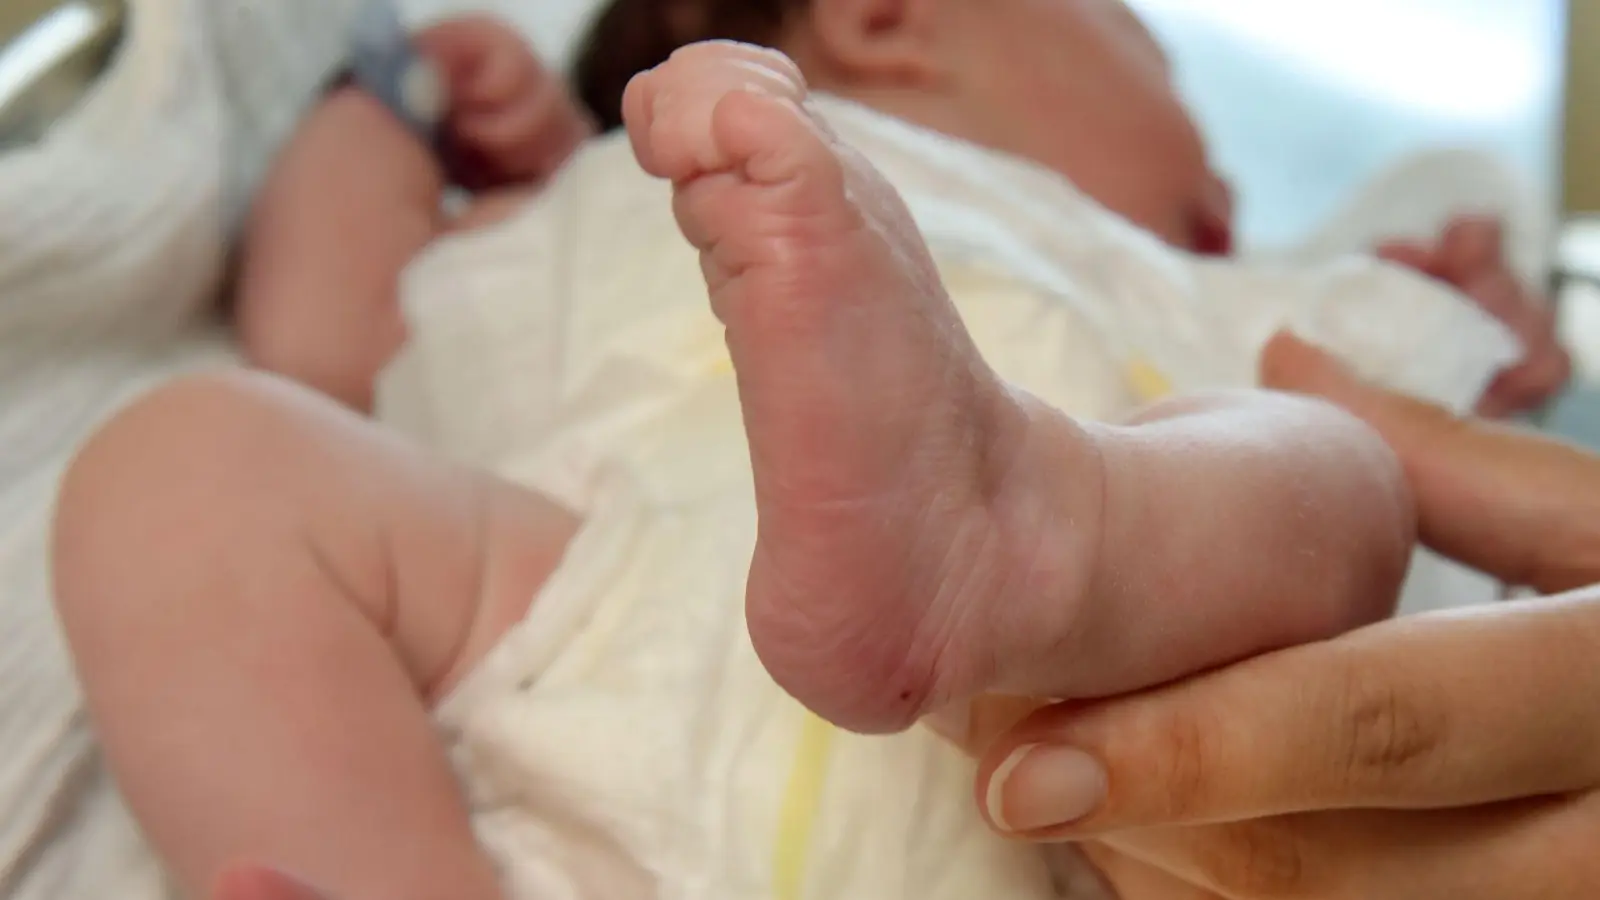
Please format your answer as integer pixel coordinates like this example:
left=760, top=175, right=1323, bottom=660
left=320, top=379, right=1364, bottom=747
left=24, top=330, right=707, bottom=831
left=939, top=391, right=1110, bottom=698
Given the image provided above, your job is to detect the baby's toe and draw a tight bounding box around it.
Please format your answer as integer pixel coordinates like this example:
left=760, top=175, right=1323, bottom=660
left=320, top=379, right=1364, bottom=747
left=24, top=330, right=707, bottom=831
left=623, top=41, right=809, bottom=182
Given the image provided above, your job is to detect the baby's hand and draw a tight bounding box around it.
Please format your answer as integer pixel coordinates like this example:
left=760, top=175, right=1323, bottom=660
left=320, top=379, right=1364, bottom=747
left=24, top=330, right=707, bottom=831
left=415, top=16, right=594, bottom=190
left=1378, top=214, right=1571, bottom=418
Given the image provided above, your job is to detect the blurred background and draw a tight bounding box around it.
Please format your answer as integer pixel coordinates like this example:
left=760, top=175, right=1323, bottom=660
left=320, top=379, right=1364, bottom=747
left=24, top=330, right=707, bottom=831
left=1129, top=0, right=1567, bottom=252
left=1125, top=0, right=1600, bottom=447
left=1125, top=0, right=1600, bottom=446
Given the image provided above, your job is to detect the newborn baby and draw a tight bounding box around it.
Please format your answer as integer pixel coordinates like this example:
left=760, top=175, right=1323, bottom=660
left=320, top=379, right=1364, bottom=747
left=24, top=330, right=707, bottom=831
left=56, top=24, right=1414, bottom=900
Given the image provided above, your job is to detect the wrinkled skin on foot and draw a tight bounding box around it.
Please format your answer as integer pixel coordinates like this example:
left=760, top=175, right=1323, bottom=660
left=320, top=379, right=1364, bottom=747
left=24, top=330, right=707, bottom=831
left=623, top=42, right=1097, bottom=733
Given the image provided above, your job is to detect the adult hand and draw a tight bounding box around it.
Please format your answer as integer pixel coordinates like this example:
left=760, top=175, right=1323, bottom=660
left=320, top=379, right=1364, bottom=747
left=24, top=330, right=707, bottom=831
left=1378, top=214, right=1571, bottom=418
left=212, top=867, right=327, bottom=900
left=969, top=335, right=1600, bottom=898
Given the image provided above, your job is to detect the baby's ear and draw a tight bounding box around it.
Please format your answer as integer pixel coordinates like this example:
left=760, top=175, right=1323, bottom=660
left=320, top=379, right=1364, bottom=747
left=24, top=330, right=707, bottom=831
left=808, top=0, right=945, bottom=84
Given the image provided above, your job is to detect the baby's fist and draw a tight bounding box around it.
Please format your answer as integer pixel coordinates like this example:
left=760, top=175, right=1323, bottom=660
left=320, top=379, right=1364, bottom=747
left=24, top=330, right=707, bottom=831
left=415, top=16, right=593, bottom=190
left=1378, top=215, right=1571, bottom=417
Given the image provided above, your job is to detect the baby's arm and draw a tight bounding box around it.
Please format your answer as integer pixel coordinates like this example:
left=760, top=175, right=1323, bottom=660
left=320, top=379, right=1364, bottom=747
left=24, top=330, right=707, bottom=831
left=235, top=16, right=591, bottom=412
left=235, top=85, right=443, bottom=411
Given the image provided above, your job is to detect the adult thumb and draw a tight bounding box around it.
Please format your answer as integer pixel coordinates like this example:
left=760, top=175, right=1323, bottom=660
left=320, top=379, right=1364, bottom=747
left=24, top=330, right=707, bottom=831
left=212, top=866, right=329, bottom=900
left=1261, top=331, right=1600, bottom=594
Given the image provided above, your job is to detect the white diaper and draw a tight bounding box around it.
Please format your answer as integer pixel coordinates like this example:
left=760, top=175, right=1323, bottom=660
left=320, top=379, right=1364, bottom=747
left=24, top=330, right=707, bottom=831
left=380, top=96, right=1519, bottom=900
left=384, top=139, right=1086, bottom=898
left=432, top=380, right=1059, bottom=900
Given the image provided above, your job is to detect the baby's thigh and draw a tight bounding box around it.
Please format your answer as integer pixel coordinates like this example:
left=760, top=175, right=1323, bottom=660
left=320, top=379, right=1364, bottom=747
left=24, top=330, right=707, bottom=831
left=55, top=369, right=579, bottom=701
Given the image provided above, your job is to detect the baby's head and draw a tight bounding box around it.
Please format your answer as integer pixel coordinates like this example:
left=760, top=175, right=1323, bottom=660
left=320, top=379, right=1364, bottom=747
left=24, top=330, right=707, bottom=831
left=574, top=0, right=1232, bottom=253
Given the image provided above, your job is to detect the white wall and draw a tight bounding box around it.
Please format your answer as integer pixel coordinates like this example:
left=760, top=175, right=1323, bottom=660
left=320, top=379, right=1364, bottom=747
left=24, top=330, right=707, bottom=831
left=1130, top=0, right=1567, bottom=249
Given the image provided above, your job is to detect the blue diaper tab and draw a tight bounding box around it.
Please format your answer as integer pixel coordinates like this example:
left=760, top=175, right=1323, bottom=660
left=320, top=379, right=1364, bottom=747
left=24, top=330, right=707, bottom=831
left=343, top=0, right=445, bottom=142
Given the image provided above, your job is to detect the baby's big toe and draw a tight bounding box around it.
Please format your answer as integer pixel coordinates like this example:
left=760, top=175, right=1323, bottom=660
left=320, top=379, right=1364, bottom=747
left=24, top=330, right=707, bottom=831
left=623, top=41, right=811, bottom=183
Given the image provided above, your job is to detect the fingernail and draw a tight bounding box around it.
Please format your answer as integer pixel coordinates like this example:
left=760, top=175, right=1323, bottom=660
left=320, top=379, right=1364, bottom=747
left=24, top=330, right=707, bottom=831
left=986, top=743, right=1108, bottom=833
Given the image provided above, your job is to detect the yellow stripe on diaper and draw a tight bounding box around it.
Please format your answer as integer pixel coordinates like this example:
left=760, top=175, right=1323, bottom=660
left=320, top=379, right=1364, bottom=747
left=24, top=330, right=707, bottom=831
left=1126, top=357, right=1175, bottom=403
left=773, top=711, right=836, bottom=900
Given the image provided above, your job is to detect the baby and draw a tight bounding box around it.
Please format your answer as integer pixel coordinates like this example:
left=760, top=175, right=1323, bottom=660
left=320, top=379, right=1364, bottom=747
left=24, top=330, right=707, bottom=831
left=54, top=4, right=1444, bottom=899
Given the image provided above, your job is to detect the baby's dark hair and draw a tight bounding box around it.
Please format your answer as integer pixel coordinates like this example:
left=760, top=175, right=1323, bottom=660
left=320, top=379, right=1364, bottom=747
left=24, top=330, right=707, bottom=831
left=572, top=0, right=809, bottom=132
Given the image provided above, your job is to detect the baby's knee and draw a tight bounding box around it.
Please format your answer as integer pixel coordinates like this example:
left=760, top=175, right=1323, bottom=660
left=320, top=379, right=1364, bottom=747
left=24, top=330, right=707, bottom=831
left=61, top=369, right=292, bottom=504
left=53, top=371, right=308, bottom=602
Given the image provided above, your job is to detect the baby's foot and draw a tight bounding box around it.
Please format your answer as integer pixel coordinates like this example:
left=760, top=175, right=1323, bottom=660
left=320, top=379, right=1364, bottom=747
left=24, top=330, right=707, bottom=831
left=624, top=43, right=1107, bottom=733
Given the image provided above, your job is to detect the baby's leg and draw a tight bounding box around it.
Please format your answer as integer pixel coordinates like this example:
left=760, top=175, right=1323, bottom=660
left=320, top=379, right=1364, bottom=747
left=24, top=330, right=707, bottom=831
left=236, top=82, right=445, bottom=412
left=53, top=371, right=578, bottom=900
left=624, top=44, right=1414, bottom=735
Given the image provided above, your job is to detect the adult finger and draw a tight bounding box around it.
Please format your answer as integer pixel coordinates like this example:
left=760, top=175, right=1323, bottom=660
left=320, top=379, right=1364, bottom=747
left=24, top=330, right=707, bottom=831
left=975, top=593, right=1600, bottom=837
left=212, top=866, right=329, bottom=900
left=1080, top=843, right=1226, bottom=900
left=1260, top=332, right=1600, bottom=594
left=1101, top=795, right=1600, bottom=899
